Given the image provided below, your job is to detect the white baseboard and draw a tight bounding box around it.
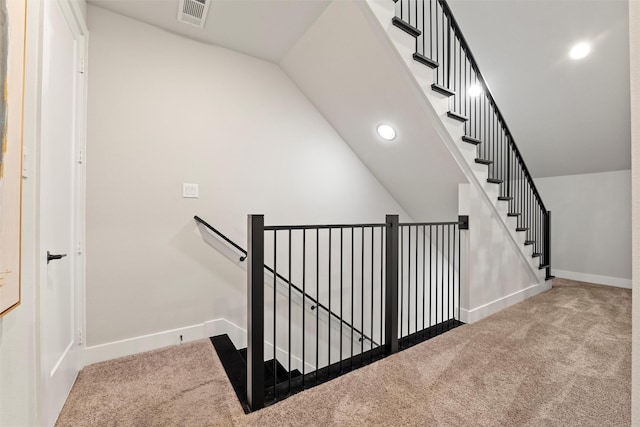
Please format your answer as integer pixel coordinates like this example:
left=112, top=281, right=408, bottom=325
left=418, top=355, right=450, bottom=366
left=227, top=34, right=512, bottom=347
left=459, top=279, right=552, bottom=324
left=204, top=318, right=247, bottom=349
left=552, top=269, right=632, bottom=289
left=83, top=323, right=207, bottom=367
left=83, top=318, right=315, bottom=372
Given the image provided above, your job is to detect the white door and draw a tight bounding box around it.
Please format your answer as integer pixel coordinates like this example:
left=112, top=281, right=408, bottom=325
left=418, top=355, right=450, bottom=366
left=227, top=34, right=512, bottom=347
left=39, top=0, right=85, bottom=425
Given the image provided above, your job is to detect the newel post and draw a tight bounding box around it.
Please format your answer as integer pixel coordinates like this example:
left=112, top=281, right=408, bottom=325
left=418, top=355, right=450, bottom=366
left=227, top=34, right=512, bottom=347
left=247, top=214, right=265, bottom=410
left=385, top=215, right=399, bottom=354
left=545, top=211, right=553, bottom=280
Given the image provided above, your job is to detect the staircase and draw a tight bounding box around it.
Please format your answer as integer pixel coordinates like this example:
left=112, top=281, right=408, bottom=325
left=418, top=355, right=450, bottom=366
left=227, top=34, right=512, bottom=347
left=365, top=0, right=552, bottom=282
left=201, top=0, right=553, bottom=414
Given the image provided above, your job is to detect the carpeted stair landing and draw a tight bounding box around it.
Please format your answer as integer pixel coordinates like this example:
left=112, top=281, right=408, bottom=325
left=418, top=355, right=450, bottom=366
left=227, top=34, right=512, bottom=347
left=55, top=279, right=631, bottom=426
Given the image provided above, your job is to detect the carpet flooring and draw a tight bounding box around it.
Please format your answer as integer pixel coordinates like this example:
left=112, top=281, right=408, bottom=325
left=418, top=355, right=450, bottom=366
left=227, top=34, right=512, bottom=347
left=56, top=279, right=631, bottom=426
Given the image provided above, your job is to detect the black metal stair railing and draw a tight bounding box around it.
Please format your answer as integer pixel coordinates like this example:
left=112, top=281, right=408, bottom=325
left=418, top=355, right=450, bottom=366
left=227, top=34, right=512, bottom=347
left=398, top=221, right=462, bottom=345
left=393, top=0, right=552, bottom=278
left=246, top=214, right=468, bottom=410
left=194, top=215, right=377, bottom=347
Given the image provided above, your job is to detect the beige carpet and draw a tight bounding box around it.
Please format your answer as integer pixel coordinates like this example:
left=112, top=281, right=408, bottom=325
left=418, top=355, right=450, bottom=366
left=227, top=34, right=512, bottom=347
left=56, top=279, right=631, bottom=426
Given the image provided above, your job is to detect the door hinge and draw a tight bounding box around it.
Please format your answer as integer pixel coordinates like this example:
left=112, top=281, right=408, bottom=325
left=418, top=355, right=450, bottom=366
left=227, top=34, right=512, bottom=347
left=77, top=148, right=84, bottom=164
left=76, top=241, right=82, bottom=255
left=78, top=58, right=85, bottom=74
left=76, top=330, right=83, bottom=345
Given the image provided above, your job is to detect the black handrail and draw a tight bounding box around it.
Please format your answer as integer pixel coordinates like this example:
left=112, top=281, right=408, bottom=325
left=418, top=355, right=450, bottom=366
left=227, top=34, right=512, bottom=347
left=194, top=215, right=247, bottom=262
left=437, top=0, right=547, bottom=212
left=194, top=215, right=379, bottom=346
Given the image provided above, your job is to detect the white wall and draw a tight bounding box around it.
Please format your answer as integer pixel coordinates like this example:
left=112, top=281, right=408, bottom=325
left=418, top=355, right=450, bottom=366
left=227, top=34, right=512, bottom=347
left=85, top=6, right=413, bottom=353
left=458, top=183, right=548, bottom=323
left=629, top=0, right=639, bottom=425
left=536, top=170, right=631, bottom=287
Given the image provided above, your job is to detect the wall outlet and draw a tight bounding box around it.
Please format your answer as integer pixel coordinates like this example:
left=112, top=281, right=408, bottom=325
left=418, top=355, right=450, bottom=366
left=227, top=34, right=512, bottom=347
left=182, top=183, right=199, bottom=198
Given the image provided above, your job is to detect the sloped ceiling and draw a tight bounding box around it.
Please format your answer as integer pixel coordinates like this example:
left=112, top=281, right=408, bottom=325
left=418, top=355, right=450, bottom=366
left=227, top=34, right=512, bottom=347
left=280, top=1, right=467, bottom=220
left=87, top=0, right=331, bottom=62
left=87, top=0, right=631, bottom=178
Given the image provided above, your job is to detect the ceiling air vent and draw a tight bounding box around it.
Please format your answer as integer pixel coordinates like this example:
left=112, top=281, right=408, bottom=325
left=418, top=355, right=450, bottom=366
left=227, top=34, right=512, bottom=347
left=177, top=0, right=211, bottom=29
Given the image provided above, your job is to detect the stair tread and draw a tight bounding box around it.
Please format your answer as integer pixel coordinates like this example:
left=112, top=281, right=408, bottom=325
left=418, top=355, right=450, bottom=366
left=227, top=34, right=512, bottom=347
left=507, top=212, right=520, bottom=217
left=432, top=83, right=455, bottom=97
left=532, top=253, right=542, bottom=258
left=447, top=111, right=469, bottom=122
left=524, top=240, right=535, bottom=245
left=475, top=158, right=492, bottom=165
left=539, top=264, right=550, bottom=270
left=487, top=178, right=503, bottom=184
left=392, top=17, right=421, bottom=38
left=498, top=196, right=513, bottom=201
left=516, top=227, right=529, bottom=231
left=413, top=52, right=439, bottom=69
left=462, top=135, right=482, bottom=145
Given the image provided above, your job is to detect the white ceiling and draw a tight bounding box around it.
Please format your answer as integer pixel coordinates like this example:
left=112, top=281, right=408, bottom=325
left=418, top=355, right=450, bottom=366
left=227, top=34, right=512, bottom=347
left=87, top=0, right=331, bottom=63
left=88, top=0, right=631, bottom=179
left=447, top=0, right=630, bottom=177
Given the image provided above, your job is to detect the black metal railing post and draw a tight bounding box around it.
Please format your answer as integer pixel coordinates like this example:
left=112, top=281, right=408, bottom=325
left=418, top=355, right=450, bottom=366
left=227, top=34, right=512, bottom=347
left=385, top=214, right=399, bottom=354
left=545, top=211, right=553, bottom=280
left=247, top=214, right=265, bottom=410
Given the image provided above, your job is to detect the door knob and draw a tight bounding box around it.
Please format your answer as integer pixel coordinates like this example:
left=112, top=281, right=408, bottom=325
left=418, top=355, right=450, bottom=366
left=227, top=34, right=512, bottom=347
left=47, top=251, right=67, bottom=264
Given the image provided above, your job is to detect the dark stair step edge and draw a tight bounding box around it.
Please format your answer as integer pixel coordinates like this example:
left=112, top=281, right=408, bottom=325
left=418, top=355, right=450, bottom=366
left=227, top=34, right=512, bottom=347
left=264, top=318, right=463, bottom=402
left=475, top=158, right=492, bottom=165
left=532, top=253, right=542, bottom=258
left=413, top=53, right=439, bottom=69
left=447, top=111, right=469, bottom=122
left=487, top=178, right=503, bottom=184
left=515, top=227, right=529, bottom=232
left=212, top=335, right=304, bottom=413
left=524, top=240, right=535, bottom=246
left=210, top=335, right=250, bottom=413
left=392, top=17, right=421, bottom=38
left=507, top=212, right=520, bottom=217
left=432, top=83, right=455, bottom=97
left=497, top=196, right=513, bottom=201
left=462, top=135, right=481, bottom=145
left=539, top=264, right=550, bottom=270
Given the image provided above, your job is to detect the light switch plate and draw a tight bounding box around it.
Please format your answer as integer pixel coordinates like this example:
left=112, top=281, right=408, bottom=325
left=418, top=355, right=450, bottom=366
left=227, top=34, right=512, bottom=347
left=182, top=183, right=199, bottom=198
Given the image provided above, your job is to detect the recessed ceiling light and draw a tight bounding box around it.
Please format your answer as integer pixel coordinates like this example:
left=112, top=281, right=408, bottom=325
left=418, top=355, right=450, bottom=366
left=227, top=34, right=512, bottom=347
left=468, top=84, right=483, bottom=97
left=569, top=42, right=591, bottom=60
left=377, top=124, right=396, bottom=141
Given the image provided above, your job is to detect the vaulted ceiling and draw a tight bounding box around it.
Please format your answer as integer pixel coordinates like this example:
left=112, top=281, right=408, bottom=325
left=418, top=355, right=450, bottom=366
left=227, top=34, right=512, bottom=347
left=87, top=0, right=631, bottom=178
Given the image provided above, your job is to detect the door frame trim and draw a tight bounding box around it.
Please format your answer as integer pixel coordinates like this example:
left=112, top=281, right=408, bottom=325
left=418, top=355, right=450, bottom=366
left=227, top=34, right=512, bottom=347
left=36, top=1, right=88, bottom=425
